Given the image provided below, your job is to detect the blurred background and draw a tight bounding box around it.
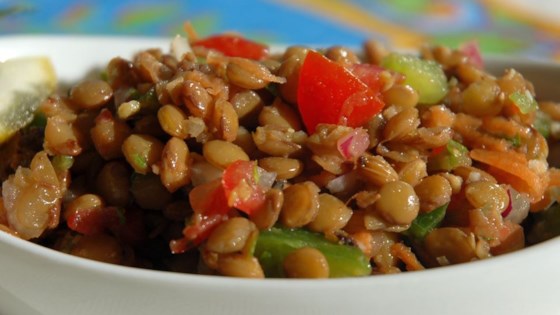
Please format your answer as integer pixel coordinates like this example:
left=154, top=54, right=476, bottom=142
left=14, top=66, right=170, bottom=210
left=1, top=0, right=560, bottom=60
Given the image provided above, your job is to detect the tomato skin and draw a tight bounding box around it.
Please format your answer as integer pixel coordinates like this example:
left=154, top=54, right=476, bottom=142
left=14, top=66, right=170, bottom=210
left=189, top=179, right=230, bottom=217
left=176, top=213, right=228, bottom=252
left=186, top=179, right=231, bottom=242
left=297, top=51, right=385, bottom=133
left=191, top=34, right=269, bottom=60
left=348, top=64, right=384, bottom=91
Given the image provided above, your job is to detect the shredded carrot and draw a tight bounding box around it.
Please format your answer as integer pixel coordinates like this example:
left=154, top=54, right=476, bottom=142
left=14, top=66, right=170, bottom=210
left=454, top=112, right=482, bottom=130
left=470, top=149, right=546, bottom=203
left=529, top=189, right=553, bottom=212
left=481, top=116, right=530, bottom=139
left=350, top=230, right=374, bottom=258
left=183, top=21, right=199, bottom=41
left=390, top=242, right=424, bottom=271
left=453, top=114, right=510, bottom=152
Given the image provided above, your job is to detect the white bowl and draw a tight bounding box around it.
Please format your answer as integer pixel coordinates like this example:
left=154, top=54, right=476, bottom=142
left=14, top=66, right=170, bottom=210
left=1, top=36, right=559, bottom=315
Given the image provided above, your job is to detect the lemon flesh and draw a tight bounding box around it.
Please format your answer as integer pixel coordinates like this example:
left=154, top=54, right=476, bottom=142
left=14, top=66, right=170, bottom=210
left=0, top=56, right=57, bottom=143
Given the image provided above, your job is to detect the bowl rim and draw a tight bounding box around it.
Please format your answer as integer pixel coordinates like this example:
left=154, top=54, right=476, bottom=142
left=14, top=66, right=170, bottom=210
left=1, top=34, right=560, bottom=287
left=2, top=228, right=560, bottom=287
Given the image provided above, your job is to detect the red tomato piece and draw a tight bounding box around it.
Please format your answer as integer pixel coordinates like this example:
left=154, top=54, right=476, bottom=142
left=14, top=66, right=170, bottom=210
left=170, top=213, right=226, bottom=254
left=430, top=145, right=446, bottom=157
left=189, top=179, right=230, bottom=216
left=348, top=64, right=384, bottom=91
left=191, top=34, right=269, bottom=60
left=170, top=212, right=227, bottom=254
left=170, top=179, right=231, bottom=253
left=67, top=207, right=122, bottom=236
left=297, top=51, right=385, bottom=133
left=222, top=160, right=266, bottom=215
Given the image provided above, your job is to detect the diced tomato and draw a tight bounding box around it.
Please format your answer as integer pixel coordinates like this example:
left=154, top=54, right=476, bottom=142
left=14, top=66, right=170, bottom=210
left=170, top=214, right=226, bottom=254
left=67, top=206, right=122, bottom=236
left=191, top=34, right=269, bottom=60
left=170, top=161, right=274, bottom=253
left=189, top=179, right=230, bottom=216
left=170, top=212, right=227, bottom=254
left=430, top=145, right=445, bottom=157
left=297, top=51, right=385, bottom=133
left=170, top=179, right=231, bottom=253
left=222, top=160, right=267, bottom=215
left=348, top=64, right=384, bottom=91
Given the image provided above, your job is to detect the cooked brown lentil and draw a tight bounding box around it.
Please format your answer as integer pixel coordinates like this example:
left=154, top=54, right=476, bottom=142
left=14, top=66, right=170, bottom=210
left=283, top=247, right=329, bottom=278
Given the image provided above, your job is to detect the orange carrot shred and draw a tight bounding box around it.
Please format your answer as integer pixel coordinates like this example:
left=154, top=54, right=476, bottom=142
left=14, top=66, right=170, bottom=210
left=350, top=230, right=374, bottom=258
left=470, top=149, right=546, bottom=203
left=391, top=242, right=424, bottom=271
left=183, top=21, right=199, bottom=41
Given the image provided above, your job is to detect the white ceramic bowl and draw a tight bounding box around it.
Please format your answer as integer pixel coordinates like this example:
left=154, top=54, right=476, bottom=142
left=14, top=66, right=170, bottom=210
left=1, top=36, right=559, bottom=315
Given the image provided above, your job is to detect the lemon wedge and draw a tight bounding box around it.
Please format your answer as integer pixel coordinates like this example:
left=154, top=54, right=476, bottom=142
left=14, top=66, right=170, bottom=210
left=0, top=56, right=57, bottom=143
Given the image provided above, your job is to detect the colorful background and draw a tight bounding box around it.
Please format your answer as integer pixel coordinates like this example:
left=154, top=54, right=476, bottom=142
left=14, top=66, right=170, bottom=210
left=1, top=0, right=560, bottom=60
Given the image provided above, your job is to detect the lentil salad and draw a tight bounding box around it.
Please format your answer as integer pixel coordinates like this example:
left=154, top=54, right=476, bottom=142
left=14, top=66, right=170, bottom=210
left=1, top=30, right=560, bottom=279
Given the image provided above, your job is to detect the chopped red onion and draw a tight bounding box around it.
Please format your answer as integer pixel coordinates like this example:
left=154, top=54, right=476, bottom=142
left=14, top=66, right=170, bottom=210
left=256, top=166, right=277, bottom=190
left=326, top=170, right=361, bottom=195
left=503, top=187, right=530, bottom=224
left=337, top=128, right=370, bottom=161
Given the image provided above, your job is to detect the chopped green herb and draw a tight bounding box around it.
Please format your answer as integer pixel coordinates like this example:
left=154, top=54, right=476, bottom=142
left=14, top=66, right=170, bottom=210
left=128, top=88, right=141, bottom=101
left=138, top=87, right=159, bottom=112
left=507, top=133, right=522, bottom=148
left=534, top=110, right=551, bottom=138
left=52, top=155, right=74, bottom=171
left=446, top=139, right=467, bottom=166
left=428, top=139, right=470, bottom=172
left=509, top=90, right=538, bottom=114
left=405, top=204, right=448, bottom=240
left=131, top=153, right=148, bottom=170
